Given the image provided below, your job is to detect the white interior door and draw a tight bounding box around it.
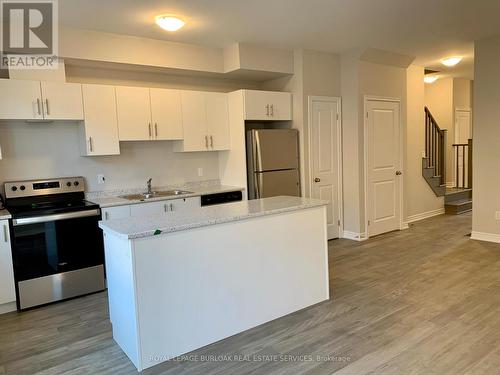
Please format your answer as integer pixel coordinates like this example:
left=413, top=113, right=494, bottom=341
left=366, top=99, right=401, bottom=237
left=454, top=109, right=472, bottom=187
left=310, top=97, right=341, bottom=239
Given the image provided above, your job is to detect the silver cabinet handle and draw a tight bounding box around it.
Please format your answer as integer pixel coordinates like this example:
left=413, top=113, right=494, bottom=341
left=164, top=203, right=168, bottom=212
left=148, top=123, right=152, bottom=138
left=210, top=135, right=214, bottom=148
left=266, top=104, right=270, bottom=116
left=270, top=104, right=274, bottom=116
left=36, top=99, right=41, bottom=115
left=396, top=171, right=402, bottom=176
left=205, top=135, right=209, bottom=149
left=3, top=224, right=8, bottom=243
left=105, top=211, right=109, bottom=220
left=170, top=203, right=174, bottom=211
left=155, top=123, right=158, bottom=137
left=89, top=137, right=93, bottom=152
left=45, top=99, right=50, bottom=115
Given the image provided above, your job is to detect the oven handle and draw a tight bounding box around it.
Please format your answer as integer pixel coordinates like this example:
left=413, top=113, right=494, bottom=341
left=12, top=209, right=101, bottom=226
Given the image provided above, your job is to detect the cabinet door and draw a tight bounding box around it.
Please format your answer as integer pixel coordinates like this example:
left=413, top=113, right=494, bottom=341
left=243, top=90, right=272, bottom=120
left=40, top=81, right=84, bottom=120
left=179, top=91, right=208, bottom=151
left=0, top=79, right=42, bottom=119
left=116, top=86, right=152, bottom=141
left=81, top=84, right=120, bottom=156
left=150, top=88, right=183, bottom=140
left=243, top=90, right=292, bottom=121
left=130, top=201, right=167, bottom=217
left=0, top=220, right=16, bottom=305
left=206, top=92, right=230, bottom=150
left=268, top=91, right=292, bottom=120
left=169, top=197, right=201, bottom=212
left=102, top=206, right=131, bottom=221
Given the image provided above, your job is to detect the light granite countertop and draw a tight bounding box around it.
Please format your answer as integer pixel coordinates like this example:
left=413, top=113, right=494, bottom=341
left=88, top=185, right=245, bottom=208
left=0, top=209, right=11, bottom=220
left=99, top=196, right=328, bottom=239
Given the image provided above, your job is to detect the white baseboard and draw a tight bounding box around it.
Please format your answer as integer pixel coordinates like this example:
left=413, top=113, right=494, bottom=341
left=405, top=208, right=445, bottom=225
left=342, top=231, right=368, bottom=241
left=471, top=231, right=500, bottom=244
left=0, top=302, right=16, bottom=315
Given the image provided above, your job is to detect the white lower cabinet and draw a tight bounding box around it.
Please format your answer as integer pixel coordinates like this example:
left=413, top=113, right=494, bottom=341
left=166, top=197, right=201, bottom=212
left=0, top=220, right=16, bottom=306
left=130, top=201, right=167, bottom=217
left=102, top=205, right=131, bottom=221
left=101, top=197, right=201, bottom=221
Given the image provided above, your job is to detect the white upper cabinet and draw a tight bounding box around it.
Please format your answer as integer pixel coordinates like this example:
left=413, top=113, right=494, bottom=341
left=150, top=88, right=183, bottom=140
left=116, top=86, right=152, bottom=141
left=40, top=81, right=84, bottom=120
left=0, top=79, right=83, bottom=121
left=0, top=79, right=43, bottom=119
left=0, top=220, right=16, bottom=306
left=206, top=92, right=230, bottom=151
left=80, top=84, right=120, bottom=156
left=175, top=91, right=230, bottom=152
left=243, top=90, right=292, bottom=121
left=178, top=91, right=208, bottom=152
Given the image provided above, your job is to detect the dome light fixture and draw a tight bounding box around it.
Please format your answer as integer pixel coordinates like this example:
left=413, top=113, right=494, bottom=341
left=441, top=56, right=462, bottom=67
left=155, top=15, right=185, bottom=32
left=424, top=76, right=439, bottom=84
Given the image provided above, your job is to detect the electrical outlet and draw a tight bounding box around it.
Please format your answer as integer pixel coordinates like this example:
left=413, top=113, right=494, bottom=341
left=97, top=174, right=106, bottom=184
left=197, top=168, right=203, bottom=177
left=495, top=211, right=500, bottom=220
left=422, top=150, right=426, bottom=158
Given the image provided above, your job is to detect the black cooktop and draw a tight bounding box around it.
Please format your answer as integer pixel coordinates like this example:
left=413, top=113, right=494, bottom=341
left=5, top=192, right=99, bottom=219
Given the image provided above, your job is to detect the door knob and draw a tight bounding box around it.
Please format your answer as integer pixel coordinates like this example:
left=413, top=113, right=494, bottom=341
left=314, top=178, right=321, bottom=182
left=396, top=171, right=402, bottom=175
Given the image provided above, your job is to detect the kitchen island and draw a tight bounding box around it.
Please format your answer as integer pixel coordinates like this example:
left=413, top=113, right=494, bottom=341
left=99, top=196, right=330, bottom=371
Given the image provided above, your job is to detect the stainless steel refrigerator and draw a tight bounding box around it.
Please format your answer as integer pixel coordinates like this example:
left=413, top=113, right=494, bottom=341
left=246, top=129, right=301, bottom=199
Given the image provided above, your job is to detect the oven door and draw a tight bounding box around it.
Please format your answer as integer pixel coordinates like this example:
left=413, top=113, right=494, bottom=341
left=10, top=209, right=104, bottom=282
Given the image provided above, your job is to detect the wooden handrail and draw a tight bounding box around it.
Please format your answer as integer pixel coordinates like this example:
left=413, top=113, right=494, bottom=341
left=424, top=107, right=447, bottom=187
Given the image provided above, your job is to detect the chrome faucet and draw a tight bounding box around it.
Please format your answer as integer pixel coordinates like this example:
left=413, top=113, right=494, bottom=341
left=146, top=178, right=153, bottom=196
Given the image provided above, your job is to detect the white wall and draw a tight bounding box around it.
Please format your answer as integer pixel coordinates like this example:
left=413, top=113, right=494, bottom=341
left=472, top=34, right=500, bottom=239
left=406, top=65, right=444, bottom=219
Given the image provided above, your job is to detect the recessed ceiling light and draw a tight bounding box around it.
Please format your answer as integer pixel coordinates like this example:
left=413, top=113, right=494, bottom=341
left=155, top=15, right=185, bottom=32
left=441, top=57, right=462, bottom=67
left=424, top=76, right=439, bottom=84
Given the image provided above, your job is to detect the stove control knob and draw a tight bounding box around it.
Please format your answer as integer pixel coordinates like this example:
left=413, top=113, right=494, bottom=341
left=11, top=186, right=17, bottom=191
left=20, top=185, right=26, bottom=191
left=66, top=182, right=72, bottom=187
left=74, top=181, right=80, bottom=186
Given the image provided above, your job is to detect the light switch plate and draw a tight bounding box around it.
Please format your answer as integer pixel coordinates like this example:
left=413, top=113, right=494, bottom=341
left=197, top=168, right=203, bottom=177
left=495, top=211, right=500, bottom=220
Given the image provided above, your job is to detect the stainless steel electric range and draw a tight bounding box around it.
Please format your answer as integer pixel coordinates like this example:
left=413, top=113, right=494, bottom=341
left=4, top=177, right=105, bottom=310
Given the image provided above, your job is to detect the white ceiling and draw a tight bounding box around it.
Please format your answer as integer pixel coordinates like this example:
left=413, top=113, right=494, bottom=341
left=59, top=0, right=500, bottom=79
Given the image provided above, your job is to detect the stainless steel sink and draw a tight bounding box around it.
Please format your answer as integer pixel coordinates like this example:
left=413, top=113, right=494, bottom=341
left=119, top=190, right=193, bottom=201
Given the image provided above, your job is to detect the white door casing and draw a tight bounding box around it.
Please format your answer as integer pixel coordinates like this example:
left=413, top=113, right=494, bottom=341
left=365, top=98, right=402, bottom=238
left=309, top=96, right=342, bottom=239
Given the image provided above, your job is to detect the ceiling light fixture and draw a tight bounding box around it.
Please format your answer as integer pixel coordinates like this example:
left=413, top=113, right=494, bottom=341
left=441, top=56, right=462, bottom=67
left=424, top=76, right=439, bottom=84
left=155, top=15, right=185, bottom=32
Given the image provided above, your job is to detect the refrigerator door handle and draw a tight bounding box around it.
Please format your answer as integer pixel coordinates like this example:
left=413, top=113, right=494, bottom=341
left=253, top=131, right=262, bottom=172
left=254, top=173, right=265, bottom=199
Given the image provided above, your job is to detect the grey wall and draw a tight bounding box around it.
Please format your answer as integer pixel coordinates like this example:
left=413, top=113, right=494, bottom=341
left=472, top=34, right=500, bottom=237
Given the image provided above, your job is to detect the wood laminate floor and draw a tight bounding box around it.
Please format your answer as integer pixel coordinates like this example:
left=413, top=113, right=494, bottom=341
left=2, top=212, right=500, bottom=374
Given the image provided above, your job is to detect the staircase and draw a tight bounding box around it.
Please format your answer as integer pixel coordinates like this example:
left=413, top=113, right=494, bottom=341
left=422, top=107, right=447, bottom=197
left=422, top=107, right=472, bottom=215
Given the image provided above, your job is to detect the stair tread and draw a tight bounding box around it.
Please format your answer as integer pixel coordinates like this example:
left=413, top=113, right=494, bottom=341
left=445, top=199, right=472, bottom=206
